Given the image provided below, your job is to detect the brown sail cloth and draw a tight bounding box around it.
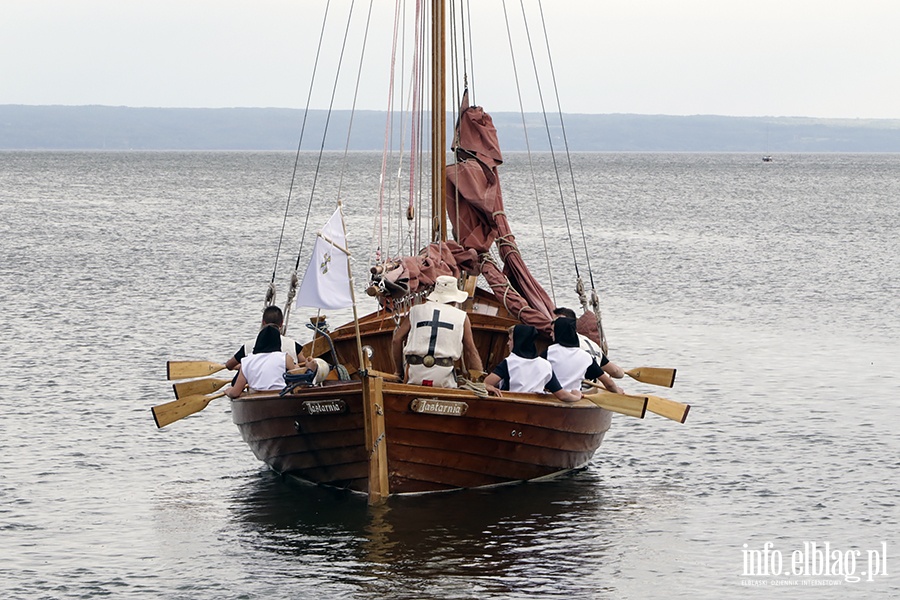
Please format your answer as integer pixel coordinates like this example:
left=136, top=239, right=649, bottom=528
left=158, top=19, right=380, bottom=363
left=445, top=93, right=555, bottom=333
left=377, top=240, right=479, bottom=297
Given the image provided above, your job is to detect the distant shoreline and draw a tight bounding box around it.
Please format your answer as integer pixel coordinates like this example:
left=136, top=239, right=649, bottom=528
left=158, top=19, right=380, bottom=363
left=3, top=105, right=900, bottom=152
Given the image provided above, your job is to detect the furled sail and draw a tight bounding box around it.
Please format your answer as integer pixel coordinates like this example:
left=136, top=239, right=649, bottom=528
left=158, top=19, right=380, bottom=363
left=373, top=240, right=479, bottom=298
left=445, top=93, right=555, bottom=333
left=367, top=93, right=555, bottom=334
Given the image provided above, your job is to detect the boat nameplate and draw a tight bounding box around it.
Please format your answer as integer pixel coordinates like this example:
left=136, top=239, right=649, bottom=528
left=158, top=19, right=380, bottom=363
left=410, top=398, right=468, bottom=417
left=300, top=399, right=347, bottom=415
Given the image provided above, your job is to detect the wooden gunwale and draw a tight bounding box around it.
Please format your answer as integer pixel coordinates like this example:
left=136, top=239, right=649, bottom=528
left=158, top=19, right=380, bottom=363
left=233, top=381, right=609, bottom=434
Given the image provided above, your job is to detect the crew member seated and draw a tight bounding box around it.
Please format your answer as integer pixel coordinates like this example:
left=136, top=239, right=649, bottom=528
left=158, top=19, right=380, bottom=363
left=484, top=324, right=583, bottom=402
left=391, top=275, right=483, bottom=388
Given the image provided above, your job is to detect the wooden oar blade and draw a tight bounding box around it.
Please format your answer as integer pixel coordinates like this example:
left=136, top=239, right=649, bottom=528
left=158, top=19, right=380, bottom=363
left=172, top=377, right=232, bottom=399
left=584, top=379, right=689, bottom=423
left=647, top=395, right=691, bottom=424
left=167, top=360, right=227, bottom=380
left=151, top=392, right=224, bottom=428
left=625, top=367, right=676, bottom=388
left=583, top=392, right=647, bottom=419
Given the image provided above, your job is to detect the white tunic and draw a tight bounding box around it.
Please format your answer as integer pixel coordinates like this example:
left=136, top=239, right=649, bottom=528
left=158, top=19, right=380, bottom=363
left=545, top=345, right=591, bottom=391
left=505, top=354, right=553, bottom=393
left=241, top=352, right=287, bottom=392
left=406, top=363, right=457, bottom=388
left=403, top=301, right=466, bottom=359
left=403, top=301, right=467, bottom=388
left=578, top=333, right=605, bottom=362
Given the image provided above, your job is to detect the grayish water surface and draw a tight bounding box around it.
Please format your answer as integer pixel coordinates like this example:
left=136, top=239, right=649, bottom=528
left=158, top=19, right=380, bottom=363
left=1, top=151, right=897, bottom=598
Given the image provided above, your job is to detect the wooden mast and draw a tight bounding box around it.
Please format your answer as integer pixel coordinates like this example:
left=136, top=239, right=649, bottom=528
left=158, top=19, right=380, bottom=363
left=431, top=0, right=446, bottom=242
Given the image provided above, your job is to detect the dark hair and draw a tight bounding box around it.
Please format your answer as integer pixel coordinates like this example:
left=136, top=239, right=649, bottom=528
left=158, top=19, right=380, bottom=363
left=552, top=307, right=577, bottom=320
left=262, top=305, right=284, bottom=326
left=252, top=324, right=282, bottom=354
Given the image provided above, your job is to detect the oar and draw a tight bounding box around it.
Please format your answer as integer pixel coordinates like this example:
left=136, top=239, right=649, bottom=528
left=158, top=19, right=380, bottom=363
left=172, top=377, right=233, bottom=399
left=167, top=360, right=227, bottom=380
left=152, top=392, right=226, bottom=428
left=646, top=394, right=691, bottom=424
left=624, top=367, right=676, bottom=388
left=581, top=390, right=647, bottom=419
left=584, top=381, right=690, bottom=423
left=367, top=369, right=401, bottom=382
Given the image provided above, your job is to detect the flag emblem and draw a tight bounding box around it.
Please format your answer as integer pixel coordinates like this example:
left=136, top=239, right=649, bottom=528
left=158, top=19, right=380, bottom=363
left=295, top=207, right=354, bottom=310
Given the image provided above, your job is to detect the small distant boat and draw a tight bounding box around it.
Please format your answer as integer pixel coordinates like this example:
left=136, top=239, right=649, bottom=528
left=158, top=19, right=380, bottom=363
left=762, top=122, right=774, bottom=162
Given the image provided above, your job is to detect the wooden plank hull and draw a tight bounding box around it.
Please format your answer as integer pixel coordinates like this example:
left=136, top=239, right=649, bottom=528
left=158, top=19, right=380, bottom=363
left=231, top=378, right=612, bottom=497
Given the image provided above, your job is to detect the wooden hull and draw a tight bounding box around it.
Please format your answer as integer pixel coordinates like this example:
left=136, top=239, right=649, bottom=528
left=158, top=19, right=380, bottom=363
left=231, top=377, right=611, bottom=499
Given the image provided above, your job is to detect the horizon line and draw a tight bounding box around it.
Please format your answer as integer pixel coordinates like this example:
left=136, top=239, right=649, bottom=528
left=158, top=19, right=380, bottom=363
left=3, top=103, right=900, bottom=122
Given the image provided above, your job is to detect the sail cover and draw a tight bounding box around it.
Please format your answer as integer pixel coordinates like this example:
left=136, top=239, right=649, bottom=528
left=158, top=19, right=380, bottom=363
left=445, top=94, right=555, bottom=333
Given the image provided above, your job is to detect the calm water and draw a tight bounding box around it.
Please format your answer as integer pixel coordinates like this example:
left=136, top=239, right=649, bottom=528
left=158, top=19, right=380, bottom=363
left=1, top=151, right=898, bottom=599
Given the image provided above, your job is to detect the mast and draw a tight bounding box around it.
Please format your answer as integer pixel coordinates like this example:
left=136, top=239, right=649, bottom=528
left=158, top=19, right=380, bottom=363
left=431, top=0, right=446, bottom=242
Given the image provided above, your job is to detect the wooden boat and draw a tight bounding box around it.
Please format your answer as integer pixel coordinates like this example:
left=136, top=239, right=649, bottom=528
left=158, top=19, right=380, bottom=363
left=157, top=0, right=684, bottom=505
left=230, top=285, right=616, bottom=499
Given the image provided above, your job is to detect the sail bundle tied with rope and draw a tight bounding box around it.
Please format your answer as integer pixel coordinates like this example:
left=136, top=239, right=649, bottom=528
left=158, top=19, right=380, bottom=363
left=445, top=93, right=555, bottom=334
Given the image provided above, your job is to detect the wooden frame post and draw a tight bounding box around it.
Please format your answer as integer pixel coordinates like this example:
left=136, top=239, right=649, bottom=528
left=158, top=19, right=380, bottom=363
left=362, top=375, right=389, bottom=504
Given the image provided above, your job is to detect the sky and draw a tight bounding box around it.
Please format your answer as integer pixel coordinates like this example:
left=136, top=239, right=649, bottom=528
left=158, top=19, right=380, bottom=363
left=3, top=0, right=900, bottom=119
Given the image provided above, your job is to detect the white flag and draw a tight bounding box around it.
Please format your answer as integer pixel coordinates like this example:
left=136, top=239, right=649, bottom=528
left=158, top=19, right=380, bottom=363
left=295, top=207, right=353, bottom=309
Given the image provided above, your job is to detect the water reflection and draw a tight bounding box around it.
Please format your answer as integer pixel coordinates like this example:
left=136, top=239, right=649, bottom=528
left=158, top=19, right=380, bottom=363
left=228, top=468, right=645, bottom=598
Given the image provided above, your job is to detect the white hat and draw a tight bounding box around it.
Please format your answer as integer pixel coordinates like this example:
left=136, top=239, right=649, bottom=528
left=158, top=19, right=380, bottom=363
left=427, top=275, right=468, bottom=304
left=312, top=358, right=331, bottom=384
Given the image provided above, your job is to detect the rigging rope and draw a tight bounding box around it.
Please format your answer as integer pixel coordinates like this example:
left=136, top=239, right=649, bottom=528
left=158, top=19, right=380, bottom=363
left=283, top=0, right=357, bottom=333
left=500, top=0, right=556, bottom=302
left=370, top=0, right=423, bottom=264
left=337, top=0, right=376, bottom=200
left=516, top=0, right=580, bottom=287
left=373, top=0, right=405, bottom=267
left=535, top=0, right=606, bottom=351
left=448, top=0, right=468, bottom=248
left=397, top=2, right=418, bottom=261
left=268, top=0, right=332, bottom=313
left=536, top=0, right=595, bottom=293
left=407, top=0, right=424, bottom=251
left=415, top=1, right=429, bottom=250
left=463, top=0, right=476, bottom=107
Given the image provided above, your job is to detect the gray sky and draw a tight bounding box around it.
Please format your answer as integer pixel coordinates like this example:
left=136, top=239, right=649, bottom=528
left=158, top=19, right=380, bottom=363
left=3, top=0, right=899, bottom=118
